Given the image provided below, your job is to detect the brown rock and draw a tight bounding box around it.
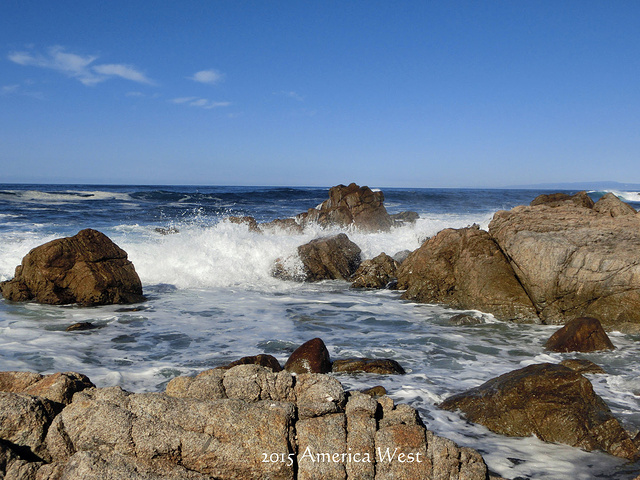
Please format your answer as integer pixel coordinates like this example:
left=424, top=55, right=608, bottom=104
left=545, top=317, right=615, bottom=352
left=284, top=338, right=332, bottom=374
left=297, top=183, right=393, bottom=232
left=0, top=371, right=94, bottom=406
left=593, top=192, right=637, bottom=217
left=390, top=211, right=420, bottom=225
left=530, top=191, right=595, bottom=208
left=216, top=354, right=283, bottom=372
left=227, top=216, right=262, bottom=233
left=65, top=322, right=98, bottom=332
left=260, top=218, right=304, bottom=234
left=297, top=234, right=362, bottom=282
left=397, top=226, right=539, bottom=322
left=489, top=203, right=640, bottom=327
left=332, top=358, right=405, bottom=375
left=0, top=229, right=145, bottom=306
left=440, top=363, right=639, bottom=460
left=360, top=385, right=387, bottom=397
left=350, top=253, right=399, bottom=289
left=560, top=359, right=606, bottom=375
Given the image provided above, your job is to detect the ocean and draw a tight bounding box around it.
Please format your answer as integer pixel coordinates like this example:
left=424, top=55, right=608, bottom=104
left=1, top=184, right=639, bottom=479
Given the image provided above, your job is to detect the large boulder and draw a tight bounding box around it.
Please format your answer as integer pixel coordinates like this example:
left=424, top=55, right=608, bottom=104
left=396, top=226, right=538, bottom=322
left=440, top=363, right=638, bottom=460
left=0, top=229, right=145, bottom=306
left=488, top=200, right=640, bottom=326
left=545, top=317, right=615, bottom=352
left=284, top=338, right=332, bottom=374
left=297, top=183, right=393, bottom=232
left=530, top=191, right=595, bottom=209
left=0, top=371, right=94, bottom=405
left=295, top=234, right=362, bottom=282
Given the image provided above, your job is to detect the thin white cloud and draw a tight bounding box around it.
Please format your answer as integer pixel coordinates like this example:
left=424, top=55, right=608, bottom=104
left=275, top=90, right=304, bottom=101
left=189, top=69, right=224, bottom=85
left=1, top=84, right=20, bottom=95
left=8, top=46, right=154, bottom=86
left=93, top=64, right=154, bottom=85
left=170, top=97, right=231, bottom=109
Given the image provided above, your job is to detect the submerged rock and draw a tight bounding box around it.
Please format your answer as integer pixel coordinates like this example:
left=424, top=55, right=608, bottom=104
left=440, top=363, right=638, bottom=460
left=0, top=229, right=145, bottom=306
left=297, top=183, right=393, bottom=232
left=350, top=252, right=399, bottom=289
left=332, top=358, right=406, bottom=375
left=397, top=226, right=538, bottom=322
left=545, top=317, right=615, bottom=352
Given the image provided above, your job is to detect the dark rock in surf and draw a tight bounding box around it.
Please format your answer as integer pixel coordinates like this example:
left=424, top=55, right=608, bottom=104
left=284, top=338, right=332, bottom=374
left=449, top=314, right=483, bottom=325
left=350, top=252, right=399, bottom=289
left=440, top=363, right=638, bottom=461
left=390, top=211, right=420, bottom=225
left=297, top=183, right=393, bottom=232
left=66, top=322, right=99, bottom=332
left=215, top=354, right=283, bottom=372
left=297, top=233, right=362, bottom=282
left=0, top=229, right=145, bottom=306
left=397, top=226, right=538, bottom=322
left=545, top=317, right=615, bottom=352
left=227, top=216, right=262, bottom=233
left=260, top=218, right=304, bottom=234
left=332, top=358, right=406, bottom=375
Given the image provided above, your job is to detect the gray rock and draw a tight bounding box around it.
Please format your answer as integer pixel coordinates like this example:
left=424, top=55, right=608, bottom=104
left=593, top=192, right=637, bottom=217
left=350, top=253, right=399, bottom=289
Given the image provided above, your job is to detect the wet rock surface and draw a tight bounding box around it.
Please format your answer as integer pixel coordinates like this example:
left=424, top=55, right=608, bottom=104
left=545, top=317, right=615, bottom=352
left=284, top=337, right=333, bottom=374
left=350, top=253, right=399, bottom=289
left=440, top=363, right=639, bottom=461
left=0, top=229, right=145, bottom=306
left=295, top=234, right=362, bottom=282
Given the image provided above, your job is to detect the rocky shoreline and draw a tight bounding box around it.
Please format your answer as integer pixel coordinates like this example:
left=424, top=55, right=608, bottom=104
left=2, top=183, right=640, bottom=478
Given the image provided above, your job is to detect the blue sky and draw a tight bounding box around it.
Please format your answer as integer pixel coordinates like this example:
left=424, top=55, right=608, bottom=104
left=1, top=1, right=639, bottom=187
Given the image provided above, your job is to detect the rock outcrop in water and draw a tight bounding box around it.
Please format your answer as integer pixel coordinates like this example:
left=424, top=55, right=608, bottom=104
left=488, top=193, right=640, bottom=327
left=397, top=225, right=539, bottom=322
left=350, top=253, right=399, bottom=289
left=398, top=192, right=640, bottom=328
left=0, top=367, right=489, bottom=480
left=297, top=183, right=394, bottom=232
left=0, top=229, right=145, bottom=306
left=544, top=317, right=615, bottom=352
left=440, top=363, right=639, bottom=461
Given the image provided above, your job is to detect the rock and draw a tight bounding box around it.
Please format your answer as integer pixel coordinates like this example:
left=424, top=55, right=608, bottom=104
left=216, top=353, right=283, bottom=372
left=65, top=322, right=98, bottom=332
left=0, top=392, right=59, bottom=462
left=0, top=371, right=94, bottom=406
left=296, top=234, right=362, bottom=282
left=391, top=249, right=412, bottom=264
left=297, top=183, right=393, bottom=232
left=530, top=191, right=595, bottom=208
left=154, top=226, right=179, bottom=235
left=260, top=218, right=304, bottom=234
left=284, top=338, right=332, bottom=374
left=440, top=363, right=639, bottom=460
left=448, top=314, right=483, bottom=325
left=390, top=211, right=420, bottom=225
left=0, top=229, right=145, bottom=306
left=360, top=385, right=387, bottom=397
left=227, top=216, right=262, bottom=233
left=350, top=253, right=399, bottom=289
left=593, top=192, right=637, bottom=217
left=0, top=366, right=489, bottom=480
left=560, top=359, right=606, bottom=375
left=332, top=358, right=406, bottom=375
left=397, top=226, right=539, bottom=322
left=545, top=317, right=615, bottom=352
left=488, top=201, right=640, bottom=327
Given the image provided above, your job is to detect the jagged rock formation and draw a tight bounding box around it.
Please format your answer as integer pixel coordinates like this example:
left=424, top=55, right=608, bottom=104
left=0, top=229, right=145, bottom=306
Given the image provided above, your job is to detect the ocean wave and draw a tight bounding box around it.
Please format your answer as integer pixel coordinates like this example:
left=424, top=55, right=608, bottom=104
left=589, top=189, right=640, bottom=204
left=0, top=189, right=133, bottom=204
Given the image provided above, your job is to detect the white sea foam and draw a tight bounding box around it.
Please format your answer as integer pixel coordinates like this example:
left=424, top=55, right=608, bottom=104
left=0, top=189, right=133, bottom=204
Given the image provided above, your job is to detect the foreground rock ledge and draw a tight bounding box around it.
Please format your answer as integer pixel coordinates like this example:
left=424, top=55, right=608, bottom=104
left=0, top=229, right=145, bottom=306
left=0, top=366, right=488, bottom=480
